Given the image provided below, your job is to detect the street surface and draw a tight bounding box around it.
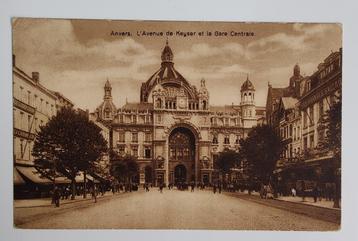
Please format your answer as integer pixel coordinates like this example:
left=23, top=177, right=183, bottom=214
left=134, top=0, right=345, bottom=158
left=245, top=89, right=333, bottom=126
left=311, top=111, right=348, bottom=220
left=16, top=189, right=339, bottom=230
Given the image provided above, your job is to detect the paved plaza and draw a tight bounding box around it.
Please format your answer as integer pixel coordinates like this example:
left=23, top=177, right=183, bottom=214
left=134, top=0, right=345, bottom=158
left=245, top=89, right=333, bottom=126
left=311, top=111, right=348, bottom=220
left=15, top=189, right=339, bottom=230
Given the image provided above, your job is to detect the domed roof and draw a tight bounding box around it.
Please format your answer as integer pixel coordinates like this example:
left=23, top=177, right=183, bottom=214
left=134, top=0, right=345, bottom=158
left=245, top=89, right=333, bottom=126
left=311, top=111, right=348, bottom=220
left=294, top=63, right=300, bottom=76
left=241, top=75, right=255, bottom=91
left=140, top=40, right=197, bottom=102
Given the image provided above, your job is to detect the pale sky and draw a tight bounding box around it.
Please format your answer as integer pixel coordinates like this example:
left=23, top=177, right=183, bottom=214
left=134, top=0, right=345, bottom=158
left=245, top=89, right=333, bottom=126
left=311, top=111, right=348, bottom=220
left=12, top=19, right=341, bottom=110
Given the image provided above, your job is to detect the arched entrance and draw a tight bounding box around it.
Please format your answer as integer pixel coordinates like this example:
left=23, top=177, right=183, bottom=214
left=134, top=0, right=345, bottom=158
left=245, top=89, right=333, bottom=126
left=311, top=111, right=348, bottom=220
left=174, top=164, right=187, bottom=184
left=169, top=127, right=196, bottom=184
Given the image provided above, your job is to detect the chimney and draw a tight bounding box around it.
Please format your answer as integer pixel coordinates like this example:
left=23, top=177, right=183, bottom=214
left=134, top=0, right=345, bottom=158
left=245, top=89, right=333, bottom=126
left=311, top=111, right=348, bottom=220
left=32, top=72, right=39, bottom=83
left=12, top=54, right=16, bottom=66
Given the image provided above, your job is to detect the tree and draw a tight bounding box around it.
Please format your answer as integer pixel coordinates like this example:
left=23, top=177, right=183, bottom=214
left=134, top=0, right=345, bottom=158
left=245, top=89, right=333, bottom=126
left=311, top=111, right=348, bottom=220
left=110, top=153, right=139, bottom=184
left=239, top=124, right=284, bottom=185
left=215, top=148, right=241, bottom=176
left=318, top=97, right=341, bottom=208
left=32, top=107, right=108, bottom=199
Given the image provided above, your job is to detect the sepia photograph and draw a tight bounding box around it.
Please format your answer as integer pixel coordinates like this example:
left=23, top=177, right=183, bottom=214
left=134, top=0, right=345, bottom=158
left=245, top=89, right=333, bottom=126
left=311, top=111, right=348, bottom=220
left=12, top=18, right=342, bottom=230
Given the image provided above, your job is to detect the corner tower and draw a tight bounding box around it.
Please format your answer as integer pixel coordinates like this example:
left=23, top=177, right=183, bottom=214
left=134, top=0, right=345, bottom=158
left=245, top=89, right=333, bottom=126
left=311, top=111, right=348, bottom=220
left=96, top=79, right=117, bottom=121
left=240, top=75, right=256, bottom=127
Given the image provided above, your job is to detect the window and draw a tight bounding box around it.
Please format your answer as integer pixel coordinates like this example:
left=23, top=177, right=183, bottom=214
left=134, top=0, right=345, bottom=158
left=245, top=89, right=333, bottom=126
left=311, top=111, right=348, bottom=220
left=235, top=135, right=241, bottom=144
left=145, top=132, right=151, bottom=142
left=144, top=147, right=151, bottom=158
left=224, top=136, right=230, bottom=144
left=309, top=106, right=314, bottom=124
left=304, top=137, right=308, bottom=151
left=297, top=126, right=300, bottom=139
left=20, top=139, right=24, bottom=158
left=202, top=100, right=207, bottom=110
left=157, top=114, right=162, bottom=123
left=131, top=146, right=138, bottom=157
left=170, top=147, right=176, bottom=158
left=303, top=110, right=308, bottom=128
left=319, top=100, right=324, bottom=119
left=132, top=115, right=137, bottom=124
left=309, top=134, right=314, bottom=149
left=156, top=98, right=162, bottom=108
left=117, top=145, right=125, bottom=156
left=132, top=133, right=138, bottom=143
left=118, top=132, right=125, bottom=142
left=27, top=91, right=31, bottom=105
left=20, top=112, right=24, bottom=130
left=27, top=115, right=31, bottom=132
left=34, top=118, right=38, bottom=132
left=212, top=135, right=218, bottom=144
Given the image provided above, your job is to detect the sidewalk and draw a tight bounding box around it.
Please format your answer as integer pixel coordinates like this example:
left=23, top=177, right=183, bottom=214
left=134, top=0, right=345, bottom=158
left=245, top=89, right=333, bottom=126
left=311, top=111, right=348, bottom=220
left=224, top=191, right=341, bottom=224
left=14, top=191, right=130, bottom=227
left=276, top=195, right=340, bottom=210
left=15, top=192, right=113, bottom=208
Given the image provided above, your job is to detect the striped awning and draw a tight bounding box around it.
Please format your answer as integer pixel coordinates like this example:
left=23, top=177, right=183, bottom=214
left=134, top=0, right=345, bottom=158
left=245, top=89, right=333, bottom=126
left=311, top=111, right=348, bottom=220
left=16, top=166, right=53, bottom=185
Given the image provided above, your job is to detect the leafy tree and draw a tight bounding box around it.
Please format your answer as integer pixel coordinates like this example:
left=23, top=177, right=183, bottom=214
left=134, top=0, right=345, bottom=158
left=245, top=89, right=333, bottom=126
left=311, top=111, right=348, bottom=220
left=239, top=124, right=284, bottom=185
left=110, top=153, right=139, bottom=184
left=215, top=148, right=241, bottom=175
left=32, top=107, right=108, bottom=199
left=318, top=96, right=341, bottom=208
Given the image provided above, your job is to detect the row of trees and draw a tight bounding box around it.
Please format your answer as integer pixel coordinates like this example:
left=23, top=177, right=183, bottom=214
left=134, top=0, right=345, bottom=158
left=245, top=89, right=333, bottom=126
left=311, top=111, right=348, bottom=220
left=215, top=97, right=341, bottom=207
left=33, top=107, right=141, bottom=199
left=215, top=124, right=283, bottom=185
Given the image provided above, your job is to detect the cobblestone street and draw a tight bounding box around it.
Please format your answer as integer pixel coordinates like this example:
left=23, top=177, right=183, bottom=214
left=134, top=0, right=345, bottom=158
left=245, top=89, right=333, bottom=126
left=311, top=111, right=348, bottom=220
left=15, top=189, right=339, bottom=230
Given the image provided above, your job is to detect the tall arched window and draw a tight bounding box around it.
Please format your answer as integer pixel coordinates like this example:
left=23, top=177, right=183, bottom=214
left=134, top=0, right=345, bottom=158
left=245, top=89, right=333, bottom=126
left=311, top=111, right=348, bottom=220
left=202, top=100, right=207, bottom=110
left=156, top=98, right=162, bottom=108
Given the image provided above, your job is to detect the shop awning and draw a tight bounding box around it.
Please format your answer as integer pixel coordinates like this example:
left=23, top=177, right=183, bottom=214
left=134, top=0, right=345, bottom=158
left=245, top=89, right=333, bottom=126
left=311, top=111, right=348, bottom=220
left=14, top=167, right=26, bottom=185
left=54, top=172, right=85, bottom=184
left=87, top=174, right=100, bottom=183
left=16, top=166, right=53, bottom=185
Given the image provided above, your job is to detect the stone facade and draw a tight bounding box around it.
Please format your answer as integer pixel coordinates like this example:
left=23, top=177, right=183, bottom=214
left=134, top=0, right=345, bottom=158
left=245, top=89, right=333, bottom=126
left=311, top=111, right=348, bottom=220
left=93, top=42, right=265, bottom=185
left=266, top=48, right=342, bottom=184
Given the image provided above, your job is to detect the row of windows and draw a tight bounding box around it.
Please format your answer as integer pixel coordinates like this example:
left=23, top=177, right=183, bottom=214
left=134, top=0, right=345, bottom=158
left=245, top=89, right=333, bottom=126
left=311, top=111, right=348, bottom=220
left=212, top=135, right=241, bottom=145
left=210, top=117, right=241, bottom=126
left=14, top=137, right=33, bottom=162
left=14, top=84, right=56, bottom=116
left=117, top=145, right=152, bottom=158
left=14, top=109, right=45, bottom=132
left=118, top=115, right=152, bottom=124
left=118, top=132, right=152, bottom=143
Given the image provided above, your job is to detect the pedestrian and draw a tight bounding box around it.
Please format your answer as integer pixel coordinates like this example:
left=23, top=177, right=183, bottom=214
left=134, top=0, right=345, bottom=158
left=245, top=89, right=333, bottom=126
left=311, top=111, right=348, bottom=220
left=91, top=185, right=97, bottom=203
left=218, top=182, right=222, bottom=194
left=159, top=182, right=164, bottom=193
left=53, top=186, right=60, bottom=207
left=313, top=184, right=318, bottom=203
left=213, top=183, right=217, bottom=194
left=191, top=182, right=195, bottom=192
left=291, top=187, right=296, bottom=197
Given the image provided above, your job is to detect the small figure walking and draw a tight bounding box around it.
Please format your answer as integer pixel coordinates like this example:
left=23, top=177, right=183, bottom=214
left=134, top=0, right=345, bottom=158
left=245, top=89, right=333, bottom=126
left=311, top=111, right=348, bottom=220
left=191, top=182, right=195, bottom=192
left=159, top=182, right=164, bottom=193
left=91, top=185, right=97, bottom=203
left=213, top=183, right=217, bottom=194
left=53, top=186, right=60, bottom=207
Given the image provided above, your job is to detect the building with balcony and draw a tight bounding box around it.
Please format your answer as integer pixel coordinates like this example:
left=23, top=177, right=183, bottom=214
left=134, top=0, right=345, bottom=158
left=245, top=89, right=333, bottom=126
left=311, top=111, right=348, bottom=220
left=266, top=48, right=342, bottom=190
left=13, top=55, right=74, bottom=197
left=91, top=41, right=265, bottom=185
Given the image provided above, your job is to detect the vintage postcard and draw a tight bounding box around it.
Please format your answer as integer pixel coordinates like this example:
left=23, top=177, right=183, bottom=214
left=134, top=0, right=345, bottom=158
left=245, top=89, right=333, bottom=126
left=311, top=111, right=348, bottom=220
left=12, top=18, right=342, bottom=230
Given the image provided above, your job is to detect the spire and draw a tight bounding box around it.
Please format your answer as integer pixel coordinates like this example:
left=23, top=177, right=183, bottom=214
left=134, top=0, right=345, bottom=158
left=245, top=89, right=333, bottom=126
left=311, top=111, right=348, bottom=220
left=104, top=78, right=112, bottom=99
left=241, top=74, right=255, bottom=92
left=161, top=39, right=174, bottom=63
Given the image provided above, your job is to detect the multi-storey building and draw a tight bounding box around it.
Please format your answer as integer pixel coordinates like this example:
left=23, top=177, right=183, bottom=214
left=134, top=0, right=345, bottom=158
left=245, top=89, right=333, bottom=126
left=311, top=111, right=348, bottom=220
left=13, top=55, right=74, bottom=195
left=92, top=41, right=265, bottom=185
left=267, top=48, right=342, bottom=187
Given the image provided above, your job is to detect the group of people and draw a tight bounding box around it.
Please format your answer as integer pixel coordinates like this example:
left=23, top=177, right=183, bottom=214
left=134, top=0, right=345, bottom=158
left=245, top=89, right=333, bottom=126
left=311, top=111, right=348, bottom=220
left=51, top=184, right=100, bottom=207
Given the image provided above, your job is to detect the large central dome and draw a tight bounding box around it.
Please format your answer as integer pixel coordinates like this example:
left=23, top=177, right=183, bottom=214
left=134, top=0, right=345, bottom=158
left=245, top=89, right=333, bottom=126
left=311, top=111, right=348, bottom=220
left=140, top=40, right=197, bottom=102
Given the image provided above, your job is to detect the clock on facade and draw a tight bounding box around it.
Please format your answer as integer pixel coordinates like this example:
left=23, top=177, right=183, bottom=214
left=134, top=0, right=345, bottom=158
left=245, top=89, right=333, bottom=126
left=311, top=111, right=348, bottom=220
left=178, top=98, right=186, bottom=109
